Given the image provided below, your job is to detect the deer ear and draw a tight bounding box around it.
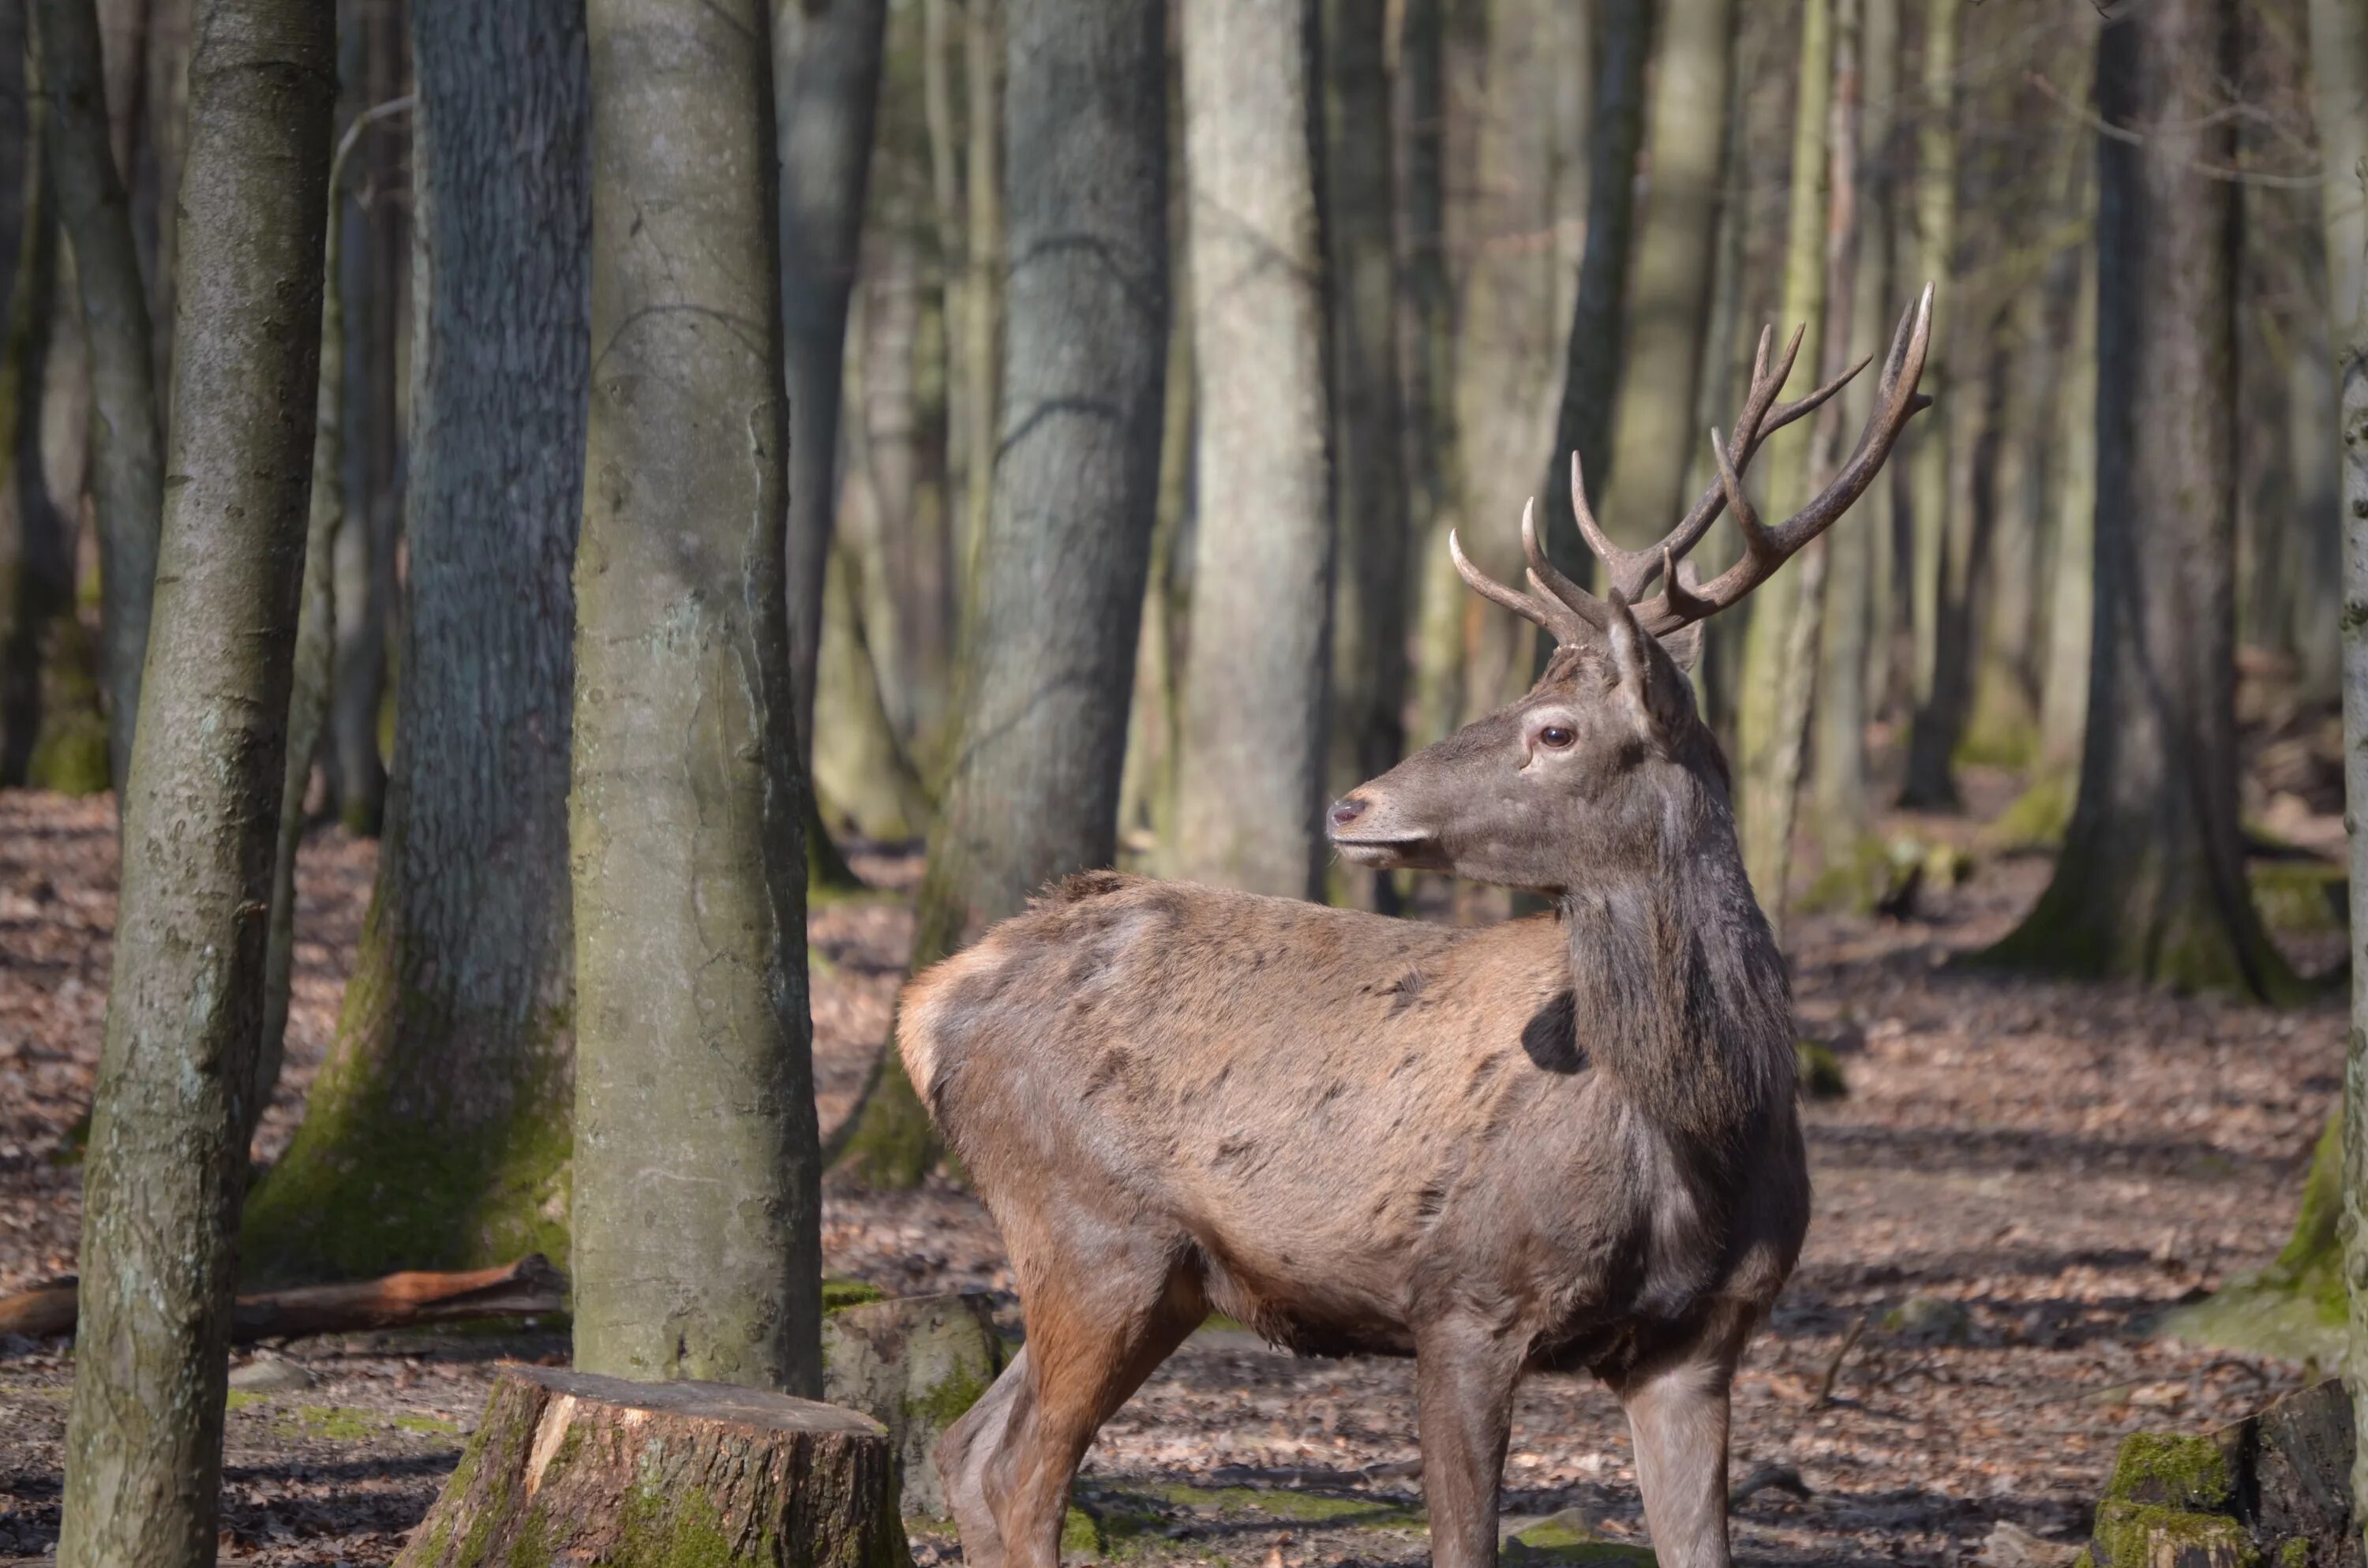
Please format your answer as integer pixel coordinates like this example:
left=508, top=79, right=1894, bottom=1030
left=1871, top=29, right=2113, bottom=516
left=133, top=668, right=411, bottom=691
left=1605, top=589, right=1692, bottom=743
left=1657, top=623, right=1703, bottom=672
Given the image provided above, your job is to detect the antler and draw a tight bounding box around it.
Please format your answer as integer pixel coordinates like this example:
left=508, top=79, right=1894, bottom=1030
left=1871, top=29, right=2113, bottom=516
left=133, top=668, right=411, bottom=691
left=1454, top=284, right=1935, bottom=648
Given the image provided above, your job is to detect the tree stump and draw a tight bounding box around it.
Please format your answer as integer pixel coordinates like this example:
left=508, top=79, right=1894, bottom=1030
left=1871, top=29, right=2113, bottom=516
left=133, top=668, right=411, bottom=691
left=395, top=1365, right=909, bottom=1567
left=822, top=1291, right=1006, bottom=1520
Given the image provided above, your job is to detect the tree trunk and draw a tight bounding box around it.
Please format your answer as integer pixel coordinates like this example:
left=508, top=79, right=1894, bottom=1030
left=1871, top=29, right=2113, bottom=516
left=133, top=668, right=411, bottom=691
left=1320, top=0, right=1407, bottom=911
left=813, top=540, right=931, bottom=844
left=2036, top=240, right=2098, bottom=777
left=1452, top=0, right=1585, bottom=722
left=38, top=0, right=161, bottom=803
left=1171, top=0, right=1329, bottom=899
left=837, top=0, right=1167, bottom=1188
left=1965, top=281, right=2054, bottom=769
left=1895, top=0, right=1961, bottom=807
left=53, top=2, right=333, bottom=1561
left=0, top=96, right=66, bottom=790
left=2310, top=0, right=2366, bottom=358
left=570, top=0, right=818, bottom=1392
left=1808, top=0, right=1895, bottom=890
left=1733, top=0, right=1834, bottom=934
left=392, top=1367, right=904, bottom=1568
left=241, top=0, right=589, bottom=1285
left=951, top=0, right=1001, bottom=601
left=777, top=0, right=885, bottom=785
left=1599, top=0, right=1731, bottom=544
left=1984, top=0, right=2295, bottom=1002
left=1397, top=0, right=1461, bottom=750
left=135, top=0, right=188, bottom=393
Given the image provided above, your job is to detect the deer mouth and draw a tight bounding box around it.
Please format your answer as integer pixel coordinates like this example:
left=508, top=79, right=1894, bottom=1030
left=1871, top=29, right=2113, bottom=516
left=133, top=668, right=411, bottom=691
left=1331, top=833, right=1439, bottom=870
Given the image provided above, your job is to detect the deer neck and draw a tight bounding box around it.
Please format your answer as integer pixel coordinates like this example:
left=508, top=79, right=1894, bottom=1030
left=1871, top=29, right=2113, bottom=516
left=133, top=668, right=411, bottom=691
left=1553, top=813, right=1793, bottom=1144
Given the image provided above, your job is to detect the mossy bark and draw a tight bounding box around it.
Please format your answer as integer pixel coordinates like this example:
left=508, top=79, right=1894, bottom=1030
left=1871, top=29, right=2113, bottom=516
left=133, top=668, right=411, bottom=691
left=54, top=2, right=335, bottom=1562
left=820, top=1291, right=1003, bottom=1521
left=571, top=0, right=821, bottom=1392
left=393, top=1367, right=906, bottom=1568
left=37, top=0, right=162, bottom=803
left=1982, top=0, right=2296, bottom=1005
left=241, top=0, right=590, bottom=1285
left=840, top=0, right=1166, bottom=1189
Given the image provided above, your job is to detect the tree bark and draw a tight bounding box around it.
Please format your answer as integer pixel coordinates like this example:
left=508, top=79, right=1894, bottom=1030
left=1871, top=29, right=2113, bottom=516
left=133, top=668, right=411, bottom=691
left=1320, top=0, right=1407, bottom=911
left=37, top=0, right=162, bottom=803
left=1984, top=0, right=2295, bottom=1001
left=3, top=1255, right=567, bottom=1342
left=0, top=97, right=68, bottom=791
left=241, top=0, right=589, bottom=1285
left=838, top=0, right=1167, bottom=1188
left=571, top=0, right=819, bottom=1390
left=776, top=0, right=885, bottom=784
left=392, top=1368, right=904, bottom=1568
left=1171, top=0, right=1328, bottom=899
left=2310, top=0, right=2366, bottom=357
left=2037, top=239, right=2098, bottom=777
left=135, top=0, right=189, bottom=392
left=1599, top=0, right=1732, bottom=544
left=53, top=2, right=333, bottom=1562
left=951, top=0, right=1001, bottom=599
left=1397, top=0, right=1461, bottom=750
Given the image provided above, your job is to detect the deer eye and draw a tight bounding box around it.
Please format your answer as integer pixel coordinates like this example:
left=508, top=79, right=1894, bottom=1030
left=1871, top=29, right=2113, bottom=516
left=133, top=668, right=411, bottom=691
left=1537, top=724, right=1576, bottom=750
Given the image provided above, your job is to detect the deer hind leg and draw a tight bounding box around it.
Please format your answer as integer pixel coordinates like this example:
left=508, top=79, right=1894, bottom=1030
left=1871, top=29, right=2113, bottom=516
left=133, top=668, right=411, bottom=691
left=1412, top=1314, right=1529, bottom=1568
left=939, top=1220, right=1205, bottom=1568
left=1609, top=1308, right=1754, bottom=1568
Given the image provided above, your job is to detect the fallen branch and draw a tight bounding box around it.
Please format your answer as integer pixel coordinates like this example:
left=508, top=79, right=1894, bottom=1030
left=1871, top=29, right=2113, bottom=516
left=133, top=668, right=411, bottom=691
left=0, top=1254, right=567, bottom=1345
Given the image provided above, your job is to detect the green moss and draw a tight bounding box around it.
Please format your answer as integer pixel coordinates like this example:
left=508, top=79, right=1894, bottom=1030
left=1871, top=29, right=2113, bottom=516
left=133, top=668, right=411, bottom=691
left=905, top=1357, right=989, bottom=1431
left=2089, top=1502, right=2254, bottom=1568
left=507, top=1505, right=553, bottom=1568
left=823, top=1278, right=890, bottom=1312
left=1983, top=773, right=2074, bottom=852
left=1133, top=1482, right=1422, bottom=1529
left=224, top=1390, right=268, bottom=1413
left=1798, top=835, right=1894, bottom=916
left=2279, top=1538, right=2310, bottom=1568
left=833, top=1048, right=942, bottom=1191
left=1795, top=1041, right=1849, bottom=1099
left=1062, top=1506, right=1104, bottom=1557
left=27, top=707, right=110, bottom=795
left=2248, top=861, right=2346, bottom=935
left=240, top=916, right=575, bottom=1283
left=397, top=1413, right=464, bottom=1437
left=2102, top=1432, right=2234, bottom=1513
left=2161, top=1110, right=2348, bottom=1362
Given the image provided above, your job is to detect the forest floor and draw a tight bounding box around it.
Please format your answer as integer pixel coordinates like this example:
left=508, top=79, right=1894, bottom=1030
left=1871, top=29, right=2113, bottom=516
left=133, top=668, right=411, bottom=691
left=0, top=764, right=2353, bottom=1567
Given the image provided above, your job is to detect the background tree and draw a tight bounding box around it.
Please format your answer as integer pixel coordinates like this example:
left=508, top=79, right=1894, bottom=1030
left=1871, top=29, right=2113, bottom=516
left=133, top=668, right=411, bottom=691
left=54, top=0, right=334, bottom=1558
left=1170, top=0, right=1330, bottom=900
left=1985, top=0, right=2293, bottom=1001
left=836, top=0, right=1168, bottom=1188
left=242, top=0, right=590, bottom=1282
left=571, top=0, right=820, bottom=1390
left=2332, top=150, right=2368, bottom=1566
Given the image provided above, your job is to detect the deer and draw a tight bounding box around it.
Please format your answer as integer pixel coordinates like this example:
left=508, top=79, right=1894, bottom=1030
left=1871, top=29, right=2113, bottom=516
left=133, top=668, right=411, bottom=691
left=898, top=285, right=1934, bottom=1568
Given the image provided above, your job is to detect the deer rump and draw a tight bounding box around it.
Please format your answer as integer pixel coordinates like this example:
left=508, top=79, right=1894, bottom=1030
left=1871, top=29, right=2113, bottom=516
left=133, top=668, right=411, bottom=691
left=899, top=870, right=1807, bottom=1379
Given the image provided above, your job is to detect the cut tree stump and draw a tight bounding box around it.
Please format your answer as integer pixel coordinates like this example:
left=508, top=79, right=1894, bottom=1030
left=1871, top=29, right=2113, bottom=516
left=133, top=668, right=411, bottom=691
left=0, top=1255, right=567, bottom=1344
left=822, top=1290, right=1005, bottom=1519
left=394, top=1364, right=908, bottom=1568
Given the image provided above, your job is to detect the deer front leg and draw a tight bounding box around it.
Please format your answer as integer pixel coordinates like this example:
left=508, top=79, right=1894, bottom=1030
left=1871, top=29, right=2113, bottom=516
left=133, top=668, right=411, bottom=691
left=1413, top=1315, right=1527, bottom=1568
left=1613, top=1315, right=1752, bottom=1568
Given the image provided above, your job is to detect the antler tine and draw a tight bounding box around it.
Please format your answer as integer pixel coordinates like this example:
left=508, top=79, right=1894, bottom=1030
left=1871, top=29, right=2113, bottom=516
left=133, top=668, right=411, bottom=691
left=1450, top=525, right=1591, bottom=647
left=1521, top=495, right=1612, bottom=630
left=1562, top=451, right=1660, bottom=600
left=1631, top=285, right=1936, bottom=637
left=1645, top=320, right=1813, bottom=569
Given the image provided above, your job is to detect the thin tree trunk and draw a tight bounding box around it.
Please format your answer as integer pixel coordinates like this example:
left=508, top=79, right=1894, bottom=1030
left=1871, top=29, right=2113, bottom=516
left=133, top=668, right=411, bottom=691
left=2037, top=240, right=2098, bottom=777
left=1171, top=0, right=1330, bottom=899
left=53, top=1, right=333, bottom=1559
left=136, top=0, right=186, bottom=393
left=0, top=94, right=64, bottom=789
left=813, top=540, right=931, bottom=843
left=1965, top=283, right=2051, bottom=767
left=571, top=0, right=819, bottom=1390
left=952, top=0, right=1000, bottom=600
left=837, top=0, right=1167, bottom=1188
left=777, top=0, right=885, bottom=784
left=38, top=0, right=161, bottom=803
left=1599, top=0, right=1732, bottom=544
left=242, top=0, right=589, bottom=1285
left=1734, top=0, right=1834, bottom=931
left=1985, top=0, right=2294, bottom=1001
left=1321, top=0, right=1406, bottom=911
left=2310, top=0, right=2366, bottom=357
left=1397, top=0, right=1461, bottom=750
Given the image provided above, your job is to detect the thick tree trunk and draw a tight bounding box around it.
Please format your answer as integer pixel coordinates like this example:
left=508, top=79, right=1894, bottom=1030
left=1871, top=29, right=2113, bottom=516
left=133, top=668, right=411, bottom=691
left=1599, top=0, right=1732, bottom=544
left=839, top=0, right=1167, bottom=1188
left=38, top=0, right=161, bottom=803
left=1321, top=0, right=1407, bottom=911
left=53, top=2, right=333, bottom=1562
left=392, top=1368, right=904, bottom=1568
left=242, top=0, right=589, bottom=1284
left=1452, top=0, right=1585, bottom=721
left=571, top=0, right=818, bottom=1392
left=777, top=0, right=885, bottom=784
left=1984, top=0, right=2295, bottom=1001
left=1171, top=0, right=1329, bottom=899
left=135, top=0, right=188, bottom=392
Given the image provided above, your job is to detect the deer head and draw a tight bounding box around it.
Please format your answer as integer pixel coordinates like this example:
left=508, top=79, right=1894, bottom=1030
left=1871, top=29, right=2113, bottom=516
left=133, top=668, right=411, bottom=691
left=1330, top=286, right=1934, bottom=894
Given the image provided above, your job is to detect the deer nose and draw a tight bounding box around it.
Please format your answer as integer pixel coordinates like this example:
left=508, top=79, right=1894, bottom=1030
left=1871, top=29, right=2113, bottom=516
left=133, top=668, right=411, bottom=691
left=1329, top=795, right=1370, bottom=829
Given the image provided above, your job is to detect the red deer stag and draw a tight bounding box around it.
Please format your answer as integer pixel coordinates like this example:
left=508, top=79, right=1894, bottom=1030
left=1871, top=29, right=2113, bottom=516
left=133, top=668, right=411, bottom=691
left=901, top=286, right=1935, bottom=1568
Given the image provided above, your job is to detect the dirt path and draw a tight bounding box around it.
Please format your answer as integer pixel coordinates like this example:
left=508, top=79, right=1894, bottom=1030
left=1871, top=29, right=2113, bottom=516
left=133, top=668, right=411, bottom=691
left=0, top=785, right=2346, bottom=1566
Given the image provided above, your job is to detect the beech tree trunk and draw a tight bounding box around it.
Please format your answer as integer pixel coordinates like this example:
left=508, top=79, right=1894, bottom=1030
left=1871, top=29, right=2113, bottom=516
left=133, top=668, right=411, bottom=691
left=242, top=0, right=589, bottom=1284
left=1171, top=0, right=1331, bottom=899
left=1985, top=0, right=2294, bottom=1001
left=777, top=0, right=885, bottom=783
left=53, top=3, right=333, bottom=1562
left=1397, top=0, right=1461, bottom=750
left=392, top=1368, right=904, bottom=1568
left=0, top=104, right=67, bottom=790
left=1321, top=0, right=1407, bottom=911
left=2332, top=140, right=2368, bottom=1568
left=38, top=0, right=161, bottom=803
left=572, top=0, right=819, bottom=1390
left=838, top=0, right=1167, bottom=1188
